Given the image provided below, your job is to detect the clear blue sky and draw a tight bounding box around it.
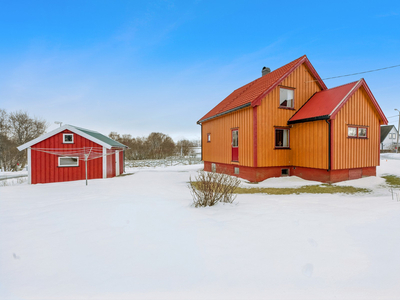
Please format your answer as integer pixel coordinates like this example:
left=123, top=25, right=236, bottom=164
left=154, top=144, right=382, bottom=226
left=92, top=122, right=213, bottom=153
left=1, top=0, right=399, bottom=140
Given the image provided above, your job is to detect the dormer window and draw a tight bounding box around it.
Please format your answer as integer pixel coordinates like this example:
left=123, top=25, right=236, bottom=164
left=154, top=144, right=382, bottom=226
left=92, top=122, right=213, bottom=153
left=63, top=133, right=74, bottom=144
left=279, top=88, right=294, bottom=108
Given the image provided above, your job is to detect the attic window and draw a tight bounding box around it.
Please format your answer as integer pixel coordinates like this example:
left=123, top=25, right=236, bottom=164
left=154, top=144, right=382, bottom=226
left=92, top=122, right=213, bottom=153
left=63, top=133, right=74, bottom=144
left=279, top=88, right=294, bottom=108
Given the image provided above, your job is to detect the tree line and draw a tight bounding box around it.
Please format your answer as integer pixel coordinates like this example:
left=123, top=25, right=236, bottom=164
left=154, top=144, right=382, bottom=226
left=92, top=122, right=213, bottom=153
left=0, top=108, right=200, bottom=171
left=0, top=109, right=47, bottom=171
left=109, top=132, right=200, bottom=160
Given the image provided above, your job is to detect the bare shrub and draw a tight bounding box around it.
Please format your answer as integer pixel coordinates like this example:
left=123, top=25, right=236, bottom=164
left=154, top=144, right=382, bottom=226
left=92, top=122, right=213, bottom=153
left=188, top=170, right=241, bottom=207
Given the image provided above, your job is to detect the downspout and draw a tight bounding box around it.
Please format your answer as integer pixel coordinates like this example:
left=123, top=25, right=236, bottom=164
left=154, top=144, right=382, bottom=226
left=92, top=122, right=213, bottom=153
left=199, top=123, right=203, bottom=161
left=326, top=119, right=331, bottom=171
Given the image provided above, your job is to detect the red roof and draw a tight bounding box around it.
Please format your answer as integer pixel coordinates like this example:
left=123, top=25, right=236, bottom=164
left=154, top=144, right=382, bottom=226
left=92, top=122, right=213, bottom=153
left=198, top=55, right=327, bottom=123
left=288, top=79, right=388, bottom=125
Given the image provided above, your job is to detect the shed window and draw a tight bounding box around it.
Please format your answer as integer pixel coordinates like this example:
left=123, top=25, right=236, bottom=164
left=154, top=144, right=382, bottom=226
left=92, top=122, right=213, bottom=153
left=279, top=88, right=294, bottom=108
left=234, top=167, right=239, bottom=175
left=207, top=133, right=211, bottom=142
left=275, top=128, right=289, bottom=148
left=63, top=134, right=74, bottom=143
left=59, top=157, right=79, bottom=167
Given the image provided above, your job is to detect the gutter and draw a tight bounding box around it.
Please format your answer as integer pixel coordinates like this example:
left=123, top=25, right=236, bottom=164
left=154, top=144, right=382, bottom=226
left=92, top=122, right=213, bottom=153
left=197, top=103, right=251, bottom=124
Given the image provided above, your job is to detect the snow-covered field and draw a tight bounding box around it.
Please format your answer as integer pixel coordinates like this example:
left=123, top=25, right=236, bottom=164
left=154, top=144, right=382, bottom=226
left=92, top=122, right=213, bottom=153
left=1, top=156, right=400, bottom=300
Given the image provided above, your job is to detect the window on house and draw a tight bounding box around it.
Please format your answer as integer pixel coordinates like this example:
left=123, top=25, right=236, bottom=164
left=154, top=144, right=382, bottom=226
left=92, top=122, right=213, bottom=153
left=348, top=126, right=367, bottom=138
left=275, top=128, right=289, bottom=148
left=63, top=133, right=74, bottom=143
left=358, top=127, right=367, bottom=138
left=207, top=133, right=211, bottom=142
left=234, top=167, right=239, bottom=175
left=279, top=88, right=294, bottom=108
left=59, top=157, right=79, bottom=167
left=281, top=168, right=289, bottom=176
left=232, top=130, right=238, bottom=147
left=348, top=127, right=357, bottom=137
left=211, top=163, right=216, bottom=172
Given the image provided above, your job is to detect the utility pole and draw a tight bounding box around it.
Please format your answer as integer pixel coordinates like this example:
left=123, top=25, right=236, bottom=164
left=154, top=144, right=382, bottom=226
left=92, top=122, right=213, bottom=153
left=395, top=109, right=400, bottom=154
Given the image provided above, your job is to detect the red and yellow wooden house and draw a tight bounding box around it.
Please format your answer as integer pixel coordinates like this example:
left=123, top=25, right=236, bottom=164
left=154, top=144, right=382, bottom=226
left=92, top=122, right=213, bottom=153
left=197, top=55, right=388, bottom=182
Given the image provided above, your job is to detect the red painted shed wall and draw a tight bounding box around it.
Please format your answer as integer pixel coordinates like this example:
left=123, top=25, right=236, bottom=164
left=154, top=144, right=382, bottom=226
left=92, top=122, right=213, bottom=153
left=107, top=150, right=116, bottom=178
left=119, top=150, right=124, bottom=174
left=30, top=130, right=103, bottom=184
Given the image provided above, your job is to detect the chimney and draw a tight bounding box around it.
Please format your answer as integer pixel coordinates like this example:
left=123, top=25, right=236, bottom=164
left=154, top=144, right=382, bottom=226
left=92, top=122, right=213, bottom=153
left=262, top=66, right=271, bottom=76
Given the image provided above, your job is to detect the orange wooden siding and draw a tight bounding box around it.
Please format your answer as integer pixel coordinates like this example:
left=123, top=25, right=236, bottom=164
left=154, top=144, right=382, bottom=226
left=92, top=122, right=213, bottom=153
left=291, top=120, right=329, bottom=169
left=333, top=87, right=380, bottom=170
left=202, top=107, right=253, bottom=166
left=257, top=63, right=322, bottom=167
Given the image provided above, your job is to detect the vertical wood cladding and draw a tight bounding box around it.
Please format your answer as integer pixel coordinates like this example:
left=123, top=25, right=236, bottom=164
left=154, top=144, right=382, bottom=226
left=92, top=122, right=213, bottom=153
left=333, top=87, right=380, bottom=170
left=257, top=63, right=323, bottom=167
left=31, top=130, right=103, bottom=184
left=202, top=107, right=253, bottom=166
left=291, top=120, right=329, bottom=169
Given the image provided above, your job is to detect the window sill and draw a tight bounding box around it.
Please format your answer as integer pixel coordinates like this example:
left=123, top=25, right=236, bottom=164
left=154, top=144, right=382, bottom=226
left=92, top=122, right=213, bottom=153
left=347, top=137, right=368, bottom=139
left=278, top=106, right=295, bottom=110
left=274, top=147, right=291, bottom=150
left=58, top=165, right=79, bottom=168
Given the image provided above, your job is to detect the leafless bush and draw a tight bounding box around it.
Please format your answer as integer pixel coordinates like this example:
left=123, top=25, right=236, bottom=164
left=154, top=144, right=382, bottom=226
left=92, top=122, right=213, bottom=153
left=188, top=170, right=241, bottom=207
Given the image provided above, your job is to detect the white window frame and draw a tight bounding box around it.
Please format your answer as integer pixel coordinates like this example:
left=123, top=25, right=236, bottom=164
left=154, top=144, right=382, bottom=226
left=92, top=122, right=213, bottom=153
left=279, top=88, right=294, bottom=108
left=58, top=157, right=79, bottom=167
left=63, top=133, right=74, bottom=144
left=207, top=133, right=211, bottom=142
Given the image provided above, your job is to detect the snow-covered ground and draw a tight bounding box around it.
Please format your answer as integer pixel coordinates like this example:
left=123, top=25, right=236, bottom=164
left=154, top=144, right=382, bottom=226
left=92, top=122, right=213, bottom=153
left=1, top=156, right=400, bottom=299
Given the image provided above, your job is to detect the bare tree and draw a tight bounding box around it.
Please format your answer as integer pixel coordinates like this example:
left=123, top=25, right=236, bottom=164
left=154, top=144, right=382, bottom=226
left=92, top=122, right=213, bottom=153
left=0, top=109, right=48, bottom=171
left=176, top=139, right=194, bottom=156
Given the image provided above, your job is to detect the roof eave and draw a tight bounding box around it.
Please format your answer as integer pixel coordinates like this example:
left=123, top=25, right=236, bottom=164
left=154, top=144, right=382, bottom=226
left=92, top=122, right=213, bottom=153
left=287, top=115, right=330, bottom=125
left=17, top=125, right=126, bottom=151
left=197, top=103, right=252, bottom=124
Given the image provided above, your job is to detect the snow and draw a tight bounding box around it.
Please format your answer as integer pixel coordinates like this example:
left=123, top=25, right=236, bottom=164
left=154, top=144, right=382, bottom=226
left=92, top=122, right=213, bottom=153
left=1, top=156, right=400, bottom=299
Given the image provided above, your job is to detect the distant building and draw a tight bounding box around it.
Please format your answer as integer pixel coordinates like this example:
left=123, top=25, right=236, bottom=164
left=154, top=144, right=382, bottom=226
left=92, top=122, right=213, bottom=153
left=381, top=125, right=399, bottom=151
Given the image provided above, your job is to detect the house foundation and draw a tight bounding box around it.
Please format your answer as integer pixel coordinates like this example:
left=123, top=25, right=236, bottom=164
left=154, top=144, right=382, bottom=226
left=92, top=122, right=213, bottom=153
left=203, top=161, right=376, bottom=183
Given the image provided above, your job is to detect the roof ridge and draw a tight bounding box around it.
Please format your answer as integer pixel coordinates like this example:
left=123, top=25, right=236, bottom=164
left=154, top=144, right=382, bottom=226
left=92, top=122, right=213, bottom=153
left=325, top=80, right=359, bottom=91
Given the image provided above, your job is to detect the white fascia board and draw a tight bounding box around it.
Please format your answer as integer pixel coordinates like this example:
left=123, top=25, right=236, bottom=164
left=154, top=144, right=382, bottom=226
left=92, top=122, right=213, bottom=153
left=329, top=79, right=362, bottom=117
left=17, top=124, right=113, bottom=151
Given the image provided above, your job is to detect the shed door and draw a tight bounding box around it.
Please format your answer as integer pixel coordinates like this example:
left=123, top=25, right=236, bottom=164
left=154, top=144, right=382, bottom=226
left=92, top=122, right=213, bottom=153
left=232, top=129, right=238, bottom=162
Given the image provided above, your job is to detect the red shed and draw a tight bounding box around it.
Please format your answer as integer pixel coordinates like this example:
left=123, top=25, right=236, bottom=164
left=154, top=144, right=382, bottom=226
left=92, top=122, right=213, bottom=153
left=17, top=124, right=127, bottom=184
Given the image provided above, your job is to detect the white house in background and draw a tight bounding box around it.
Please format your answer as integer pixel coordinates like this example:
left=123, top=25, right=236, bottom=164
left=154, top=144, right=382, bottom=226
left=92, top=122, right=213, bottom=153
left=381, top=125, right=399, bottom=150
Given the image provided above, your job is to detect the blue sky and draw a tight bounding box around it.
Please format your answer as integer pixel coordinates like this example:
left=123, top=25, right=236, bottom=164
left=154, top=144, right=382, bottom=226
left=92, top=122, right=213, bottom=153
left=1, top=0, right=399, bottom=140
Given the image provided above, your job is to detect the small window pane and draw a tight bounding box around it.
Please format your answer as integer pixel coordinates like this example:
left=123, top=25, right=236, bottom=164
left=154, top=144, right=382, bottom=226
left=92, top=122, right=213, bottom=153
left=275, top=129, right=289, bottom=147
left=348, top=127, right=357, bottom=137
left=64, top=134, right=73, bottom=143
left=358, top=128, right=367, bottom=138
left=59, top=157, right=78, bottom=166
left=207, top=133, right=211, bottom=142
left=232, top=130, right=238, bottom=147
left=280, top=88, right=294, bottom=108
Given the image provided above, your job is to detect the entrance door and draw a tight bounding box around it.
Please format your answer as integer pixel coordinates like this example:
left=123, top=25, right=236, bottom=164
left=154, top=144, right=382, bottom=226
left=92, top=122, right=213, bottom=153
left=232, top=129, right=238, bottom=162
